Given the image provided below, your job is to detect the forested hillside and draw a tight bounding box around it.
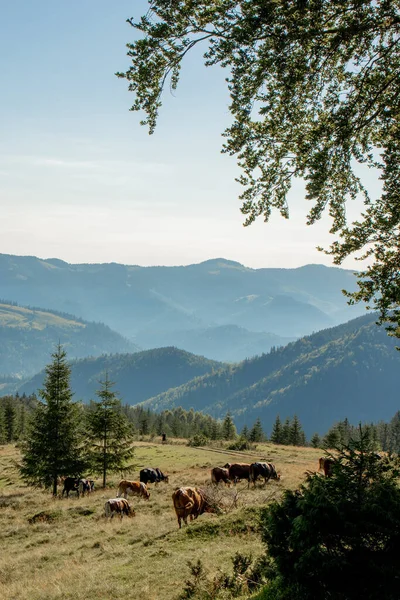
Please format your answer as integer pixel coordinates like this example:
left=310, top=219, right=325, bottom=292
left=0, top=302, right=139, bottom=378
left=17, top=347, right=223, bottom=404
left=139, top=313, right=400, bottom=436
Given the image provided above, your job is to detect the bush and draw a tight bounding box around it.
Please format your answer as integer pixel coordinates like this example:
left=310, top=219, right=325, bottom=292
left=187, top=434, right=209, bottom=447
left=257, top=429, right=400, bottom=600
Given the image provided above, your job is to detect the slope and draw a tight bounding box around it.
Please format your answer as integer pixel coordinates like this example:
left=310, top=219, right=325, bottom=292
left=139, top=314, right=400, bottom=436
left=0, top=302, right=139, bottom=378
left=17, top=347, right=224, bottom=403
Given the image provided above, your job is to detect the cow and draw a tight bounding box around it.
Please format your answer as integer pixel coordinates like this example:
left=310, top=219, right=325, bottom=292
left=249, top=462, right=280, bottom=487
left=139, top=467, right=169, bottom=485
left=224, top=463, right=252, bottom=485
left=104, top=498, right=135, bottom=519
left=319, top=457, right=334, bottom=477
left=62, top=477, right=80, bottom=498
left=172, top=487, right=219, bottom=529
left=117, top=480, right=150, bottom=500
left=78, top=479, right=95, bottom=497
left=211, top=467, right=231, bottom=486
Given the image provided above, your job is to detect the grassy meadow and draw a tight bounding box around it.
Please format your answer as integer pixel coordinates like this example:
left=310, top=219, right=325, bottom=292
left=0, top=440, right=323, bottom=600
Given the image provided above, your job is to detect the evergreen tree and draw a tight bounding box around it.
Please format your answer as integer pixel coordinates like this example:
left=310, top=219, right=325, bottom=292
left=259, top=429, right=400, bottom=599
left=222, top=413, right=237, bottom=440
left=19, top=344, right=84, bottom=495
left=86, top=374, right=135, bottom=488
left=310, top=433, right=322, bottom=449
left=281, top=418, right=291, bottom=445
left=389, top=411, right=400, bottom=454
left=240, top=425, right=250, bottom=441
left=249, top=417, right=264, bottom=443
left=290, top=415, right=306, bottom=446
left=210, top=420, right=220, bottom=441
left=270, top=415, right=283, bottom=445
left=323, top=425, right=341, bottom=449
left=0, top=407, right=5, bottom=444
left=4, top=400, right=17, bottom=443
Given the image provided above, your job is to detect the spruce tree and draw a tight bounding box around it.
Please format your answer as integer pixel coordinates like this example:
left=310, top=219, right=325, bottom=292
left=222, top=413, right=237, bottom=440
left=310, top=433, right=322, bottom=449
left=270, top=415, right=283, bottom=444
left=290, top=415, right=306, bottom=446
left=259, top=429, right=400, bottom=599
left=249, top=417, right=265, bottom=443
left=86, top=374, right=135, bottom=488
left=240, top=425, right=250, bottom=441
left=19, top=344, right=84, bottom=495
left=281, top=418, right=291, bottom=445
left=4, top=400, right=17, bottom=443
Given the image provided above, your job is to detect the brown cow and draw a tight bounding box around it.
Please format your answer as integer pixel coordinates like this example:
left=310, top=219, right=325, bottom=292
left=319, top=457, right=334, bottom=477
left=249, top=462, right=280, bottom=487
left=224, top=463, right=251, bottom=485
left=104, top=498, right=135, bottom=519
left=211, top=467, right=231, bottom=486
left=172, top=487, right=218, bottom=528
left=117, top=480, right=150, bottom=500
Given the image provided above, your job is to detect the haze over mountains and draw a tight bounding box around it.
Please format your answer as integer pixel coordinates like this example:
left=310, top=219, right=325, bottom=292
left=0, top=253, right=366, bottom=362
left=2, top=252, right=398, bottom=437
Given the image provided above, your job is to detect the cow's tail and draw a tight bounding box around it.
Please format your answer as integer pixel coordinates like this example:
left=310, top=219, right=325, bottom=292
left=104, top=502, right=111, bottom=518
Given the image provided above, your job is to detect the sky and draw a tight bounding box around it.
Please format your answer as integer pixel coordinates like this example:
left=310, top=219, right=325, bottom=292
left=0, top=1, right=381, bottom=270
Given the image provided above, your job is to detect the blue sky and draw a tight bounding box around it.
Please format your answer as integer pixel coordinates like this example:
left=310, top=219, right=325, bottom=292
left=0, top=1, right=380, bottom=269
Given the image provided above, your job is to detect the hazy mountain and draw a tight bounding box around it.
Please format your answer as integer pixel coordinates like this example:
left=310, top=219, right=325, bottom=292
left=17, top=347, right=223, bottom=403
left=0, top=255, right=367, bottom=362
left=139, top=314, right=400, bottom=436
left=135, top=325, right=295, bottom=363
left=0, top=302, right=139, bottom=378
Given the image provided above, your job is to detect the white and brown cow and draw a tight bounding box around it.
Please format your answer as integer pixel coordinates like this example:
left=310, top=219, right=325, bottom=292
left=104, top=498, right=135, bottom=519
left=117, top=480, right=150, bottom=500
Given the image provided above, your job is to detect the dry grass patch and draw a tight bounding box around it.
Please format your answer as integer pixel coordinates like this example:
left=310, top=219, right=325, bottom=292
left=0, top=441, right=323, bottom=599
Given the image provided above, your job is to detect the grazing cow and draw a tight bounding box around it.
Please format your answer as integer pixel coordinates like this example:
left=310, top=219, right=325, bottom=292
left=78, top=478, right=95, bottom=497
left=172, top=487, right=218, bottom=529
left=104, top=498, right=135, bottom=519
left=211, top=467, right=231, bottom=486
left=249, top=462, right=280, bottom=487
left=224, top=463, right=252, bottom=485
left=62, top=477, right=80, bottom=498
left=319, top=457, right=335, bottom=477
left=117, top=480, right=150, bottom=500
left=140, top=467, right=169, bottom=485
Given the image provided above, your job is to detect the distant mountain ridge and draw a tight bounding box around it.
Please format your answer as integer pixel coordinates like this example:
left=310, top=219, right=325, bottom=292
left=0, top=253, right=367, bottom=361
left=0, top=302, right=139, bottom=378
left=17, top=347, right=223, bottom=403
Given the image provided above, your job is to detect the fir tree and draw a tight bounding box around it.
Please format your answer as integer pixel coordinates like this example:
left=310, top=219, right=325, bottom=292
left=86, top=374, right=135, bottom=488
left=290, top=415, right=306, bottom=446
left=222, top=413, right=237, bottom=440
left=19, top=344, right=84, bottom=496
left=310, top=433, right=322, bottom=449
left=281, top=418, right=291, bottom=445
left=4, top=400, right=17, bottom=443
left=270, top=415, right=283, bottom=445
left=240, top=425, right=250, bottom=441
left=249, top=417, right=264, bottom=443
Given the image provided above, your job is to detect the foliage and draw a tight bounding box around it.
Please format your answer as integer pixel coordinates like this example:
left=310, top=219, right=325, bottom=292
left=249, top=417, right=265, bottom=443
left=119, top=0, right=400, bottom=337
left=258, top=430, right=400, bottom=599
left=187, top=433, right=209, bottom=448
left=227, top=436, right=252, bottom=451
left=140, top=313, right=400, bottom=433
left=222, top=413, right=237, bottom=440
left=85, top=373, right=135, bottom=488
left=19, top=345, right=85, bottom=495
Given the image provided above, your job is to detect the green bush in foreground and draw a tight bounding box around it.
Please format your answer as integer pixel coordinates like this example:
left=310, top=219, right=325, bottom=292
left=257, top=430, right=400, bottom=600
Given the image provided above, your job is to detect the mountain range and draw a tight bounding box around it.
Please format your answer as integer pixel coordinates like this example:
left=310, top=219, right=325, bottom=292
left=0, top=254, right=367, bottom=362
left=12, top=312, right=400, bottom=437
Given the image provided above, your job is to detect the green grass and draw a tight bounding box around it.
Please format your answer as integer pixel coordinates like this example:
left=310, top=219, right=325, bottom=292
left=0, top=441, right=323, bottom=599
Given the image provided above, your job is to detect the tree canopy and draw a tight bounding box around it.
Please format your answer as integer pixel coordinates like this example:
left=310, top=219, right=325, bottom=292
left=118, top=0, right=400, bottom=337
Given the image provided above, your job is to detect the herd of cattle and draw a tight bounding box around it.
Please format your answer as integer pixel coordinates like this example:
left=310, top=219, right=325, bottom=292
left=60, top=458, right=331, bottom=528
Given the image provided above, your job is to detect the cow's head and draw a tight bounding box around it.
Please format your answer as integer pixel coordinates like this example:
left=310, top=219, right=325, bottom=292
left=223, top=463, right=231, bottom=469
left=163, top=475, right=169, bottom=484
